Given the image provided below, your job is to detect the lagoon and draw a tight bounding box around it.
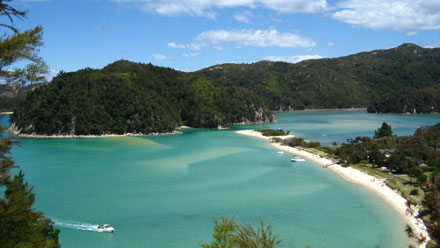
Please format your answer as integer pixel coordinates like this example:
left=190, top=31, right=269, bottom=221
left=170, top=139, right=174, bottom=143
left=7, top=111, right=440, bottom=248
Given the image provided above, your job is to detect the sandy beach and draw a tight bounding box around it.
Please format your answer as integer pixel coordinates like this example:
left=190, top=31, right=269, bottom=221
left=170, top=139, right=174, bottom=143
left=236, top=129, right=430, bottom=247
left=288, top=107, right=367, bottom=112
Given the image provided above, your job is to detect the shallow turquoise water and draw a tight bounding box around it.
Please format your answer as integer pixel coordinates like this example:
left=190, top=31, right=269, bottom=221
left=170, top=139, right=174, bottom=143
left=7, top=111, right=440, bottom=248
left=237, top=110, right=440, bottom=145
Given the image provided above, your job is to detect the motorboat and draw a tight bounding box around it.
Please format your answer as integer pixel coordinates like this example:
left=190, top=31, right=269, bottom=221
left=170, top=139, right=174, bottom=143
left=277, top=151, right=284, bottom=154
left=291, top=156, right=306, bottom=162
left=97, top=224, right=115, bottom=233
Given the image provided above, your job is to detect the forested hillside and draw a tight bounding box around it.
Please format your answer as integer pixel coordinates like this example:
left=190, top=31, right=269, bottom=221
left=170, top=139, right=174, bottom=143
left=197, top=43, right=440, bottom=111
left=368, top=83, right=440, bottom=113
left=10, top=61, right=274, bottom=135
left=9, top=43, right=440, bottom=135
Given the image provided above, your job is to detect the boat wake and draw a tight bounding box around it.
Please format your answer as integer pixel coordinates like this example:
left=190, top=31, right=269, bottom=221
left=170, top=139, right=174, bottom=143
left=52, top=219, right=100, bottom=232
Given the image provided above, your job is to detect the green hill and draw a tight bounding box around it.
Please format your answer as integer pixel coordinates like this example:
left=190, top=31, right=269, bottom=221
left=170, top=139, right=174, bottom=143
left=197, top=43, right=440, bottom=110
left=10, top=61, right=273, bottom=135
left=9, top=43, right=440, bottom=135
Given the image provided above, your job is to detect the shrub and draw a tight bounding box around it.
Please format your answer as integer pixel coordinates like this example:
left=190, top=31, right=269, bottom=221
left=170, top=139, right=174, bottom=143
left=410, top=189, right=419, bottom=196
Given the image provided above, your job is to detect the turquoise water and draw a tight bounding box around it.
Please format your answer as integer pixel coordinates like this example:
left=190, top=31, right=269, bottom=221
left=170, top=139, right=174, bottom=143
left=7, top=111, right=440, bottom=248
left=237, top=110, right=440, bottom=145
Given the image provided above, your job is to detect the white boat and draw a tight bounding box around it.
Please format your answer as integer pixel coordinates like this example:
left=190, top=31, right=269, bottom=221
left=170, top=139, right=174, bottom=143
left=97, top=224, right=115, bottom=233
left=291, top=156, right=306, bottom=162
left=277, top=151, right=284, bottom=154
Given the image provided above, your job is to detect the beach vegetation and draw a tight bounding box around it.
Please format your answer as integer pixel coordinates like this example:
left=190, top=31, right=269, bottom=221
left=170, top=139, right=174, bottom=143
left=283, top=137, right=321, bottom=149
left=405, top=224, right=415, bottom=238
left=256, top=129, right=290, bottom=137
left=410, top=189, right=419, bottom=196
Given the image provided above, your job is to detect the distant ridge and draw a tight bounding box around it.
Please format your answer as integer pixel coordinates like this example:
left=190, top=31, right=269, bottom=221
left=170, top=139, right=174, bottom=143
left=197, top=43, right=440, bottom=111
left=9, top=43, right=440, bottom=136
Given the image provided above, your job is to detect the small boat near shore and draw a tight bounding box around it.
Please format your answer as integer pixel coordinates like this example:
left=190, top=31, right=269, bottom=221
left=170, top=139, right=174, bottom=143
left=97, top=224, right=115, bottom=233
left=277, top=151, right=284, bottom=154
left=291, top=156, right=306, bottom=162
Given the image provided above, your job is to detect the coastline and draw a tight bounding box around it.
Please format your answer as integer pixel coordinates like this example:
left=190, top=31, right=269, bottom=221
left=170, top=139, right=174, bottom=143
left=277, top=107, right=367, bottom=112
left=9, top=131, right=182, bottom=139
left=235, top=129, right=430, bottom=247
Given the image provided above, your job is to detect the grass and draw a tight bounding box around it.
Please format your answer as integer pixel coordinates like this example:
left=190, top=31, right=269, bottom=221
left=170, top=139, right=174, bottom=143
left=293, top=144, right=427, bottom=206
left=351, top=164, right=390, bottom=178
left=387, top=178, right=425, bottom=205
left=350, top=164, right=425, bottom=205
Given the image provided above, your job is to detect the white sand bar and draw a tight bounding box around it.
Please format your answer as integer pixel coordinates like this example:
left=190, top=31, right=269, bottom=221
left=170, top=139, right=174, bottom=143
left=235, top=129, right=430, bottom=247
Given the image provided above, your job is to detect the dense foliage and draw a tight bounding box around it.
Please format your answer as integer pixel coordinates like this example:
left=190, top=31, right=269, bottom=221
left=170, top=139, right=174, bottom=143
left=0, top=126, right=60, bottom=247
left=368, top=83, right=440, bottom=114
left=198, top=43, right=440, bottom=111
left=374, top=122, right=393, bottom=138
left=255, top=129, right=290, bottom=136
left=11, top=61, right=274, bottom=135
left=334, top=124, right=439, bottom=174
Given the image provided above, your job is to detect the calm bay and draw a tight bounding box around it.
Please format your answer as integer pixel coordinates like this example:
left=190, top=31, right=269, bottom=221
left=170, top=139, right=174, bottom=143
left=6, top=111, right=440, bottom=248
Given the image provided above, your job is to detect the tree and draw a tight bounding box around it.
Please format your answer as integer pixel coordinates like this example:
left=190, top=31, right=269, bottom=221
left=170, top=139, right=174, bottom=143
left=201, top=217, right=283, bottom=248
left=368, top=149, right=385, bottom=165
left=0, top=126, right=60, bottom=246
left=0, top=0, right=26, bottom=32
left=0, top=0, right=48, bottom=84
left=374, top=122, right=393, bottom=138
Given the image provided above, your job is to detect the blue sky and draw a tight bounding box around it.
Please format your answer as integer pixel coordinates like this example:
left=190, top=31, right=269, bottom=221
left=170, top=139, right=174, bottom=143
left=6, top=0, right=440, bottom=74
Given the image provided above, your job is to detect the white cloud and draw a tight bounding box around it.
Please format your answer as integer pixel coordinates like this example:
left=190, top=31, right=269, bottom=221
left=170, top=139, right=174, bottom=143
left=271, top=17, right=283, bottom=23
left=234, top=11, right=254, bottom=24
left=259, top=0, right=327, bottom=14
left=182, top=52, right=200, bottom=57
left=152, top=54, right=166, bottom=60
left=424, top=43, right=440, bottom=49
left=332, top=0, right=440, bottom=32
left=168, top=42, right=186, bottom=49
left=168, top=42, right=201, bottom=50
left=110, top=0, right=327, bottom=18
left=327, top=42, right=336, bottom=47
left=189, top=28, right=316, bottom=49
left=264, top=54, right=323, bottom=63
